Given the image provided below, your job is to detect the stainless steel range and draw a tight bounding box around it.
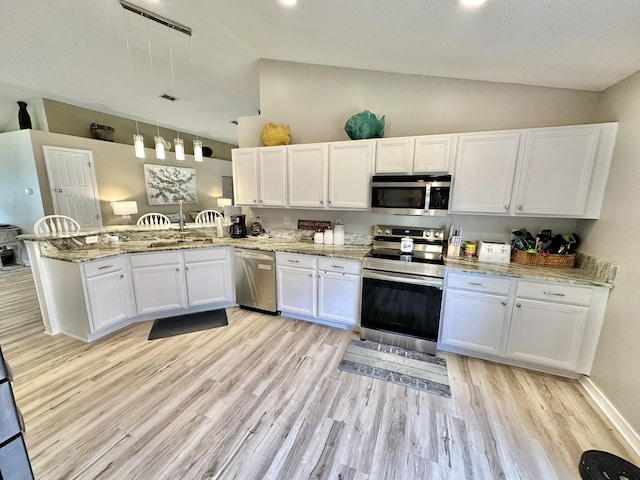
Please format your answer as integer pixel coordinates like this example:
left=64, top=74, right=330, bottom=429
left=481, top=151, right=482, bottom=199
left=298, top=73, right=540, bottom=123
left=360, top=225, right=446, bottom=355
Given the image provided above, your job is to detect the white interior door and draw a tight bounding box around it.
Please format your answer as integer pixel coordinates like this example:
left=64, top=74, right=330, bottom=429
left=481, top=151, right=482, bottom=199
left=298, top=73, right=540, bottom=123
left=43, top=146, right=102, bottom=229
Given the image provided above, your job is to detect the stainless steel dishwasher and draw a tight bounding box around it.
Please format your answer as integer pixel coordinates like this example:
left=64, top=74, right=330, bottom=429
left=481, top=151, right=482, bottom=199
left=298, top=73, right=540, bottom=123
left=234, top=249, right=278, bottom=314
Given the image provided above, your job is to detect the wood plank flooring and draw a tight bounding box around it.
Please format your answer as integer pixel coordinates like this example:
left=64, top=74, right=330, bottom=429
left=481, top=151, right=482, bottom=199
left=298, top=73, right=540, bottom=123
left=1, top=267, right=638, bottom=479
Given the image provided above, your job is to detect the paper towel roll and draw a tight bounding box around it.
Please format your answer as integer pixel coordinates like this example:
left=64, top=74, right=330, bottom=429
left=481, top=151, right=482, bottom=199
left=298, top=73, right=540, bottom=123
left=334, top=224, right=345, bottom=245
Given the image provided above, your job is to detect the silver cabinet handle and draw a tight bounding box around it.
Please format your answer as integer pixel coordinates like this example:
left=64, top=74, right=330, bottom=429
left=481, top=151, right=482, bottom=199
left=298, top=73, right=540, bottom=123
left=516, top=303, right=522, bottom=307
left=17, top=407, right=26, bottom=433
left=505, top=205, right=510, bottom=209
left=518, top=205, right=523, bottom=210
left=288, top=259, right=300, bottom=263
left=501, top=301, right=507, bottom=306
left=119, top=274, right=124, bottom=279
left=176, top=268, right=180, bottom=272
left=328, top=200, right=332, bottom=204
left=320, top=201, right=324, bottom=205
left=98, top=265, right=114, bottom=270
left=543, top=291, right=566, bottom=297
left=330, top=265, right=345, bottom=269
left=467, top=282, right=487, bottom=287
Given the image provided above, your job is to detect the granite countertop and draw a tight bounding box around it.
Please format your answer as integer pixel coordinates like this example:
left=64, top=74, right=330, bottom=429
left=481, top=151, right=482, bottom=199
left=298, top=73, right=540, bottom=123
left=38, top=236, right=372, bottom=263
left=27, top=225, right=615, bottom=287
left=444, top=255, right=615, bottom=288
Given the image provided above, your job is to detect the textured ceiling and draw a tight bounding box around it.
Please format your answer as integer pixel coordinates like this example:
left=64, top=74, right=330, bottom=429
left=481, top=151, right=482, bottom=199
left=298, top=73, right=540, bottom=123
left=1, top=0, right=640, bottom=145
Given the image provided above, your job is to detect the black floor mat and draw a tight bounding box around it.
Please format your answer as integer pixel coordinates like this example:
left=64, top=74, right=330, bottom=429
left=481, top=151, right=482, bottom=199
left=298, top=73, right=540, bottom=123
left=148, top=309, right=228, bottom=340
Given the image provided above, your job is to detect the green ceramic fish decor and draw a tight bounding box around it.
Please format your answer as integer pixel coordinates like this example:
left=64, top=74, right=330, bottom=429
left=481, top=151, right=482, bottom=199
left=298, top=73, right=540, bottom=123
left=344, top=110, right=385, bottom=140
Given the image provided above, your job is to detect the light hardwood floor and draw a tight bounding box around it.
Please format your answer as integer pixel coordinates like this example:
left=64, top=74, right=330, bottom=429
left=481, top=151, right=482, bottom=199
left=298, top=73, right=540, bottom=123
left=1, top=267, right=638, bottom=479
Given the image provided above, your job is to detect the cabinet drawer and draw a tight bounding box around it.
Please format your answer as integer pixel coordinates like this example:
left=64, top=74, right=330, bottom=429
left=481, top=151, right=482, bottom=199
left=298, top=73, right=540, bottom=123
left=277, top=252, right=316, bottom=269
left=318, top=256, right=361, bottom=274
left=130, top=251, right=182, bottom=268
left=83, top=256, right=124, bottom=278
left=446, top=272, right=511, bottom=295
left=184, top=247, right=227, bottom=263
left=516, top=281, right=592, bottom=306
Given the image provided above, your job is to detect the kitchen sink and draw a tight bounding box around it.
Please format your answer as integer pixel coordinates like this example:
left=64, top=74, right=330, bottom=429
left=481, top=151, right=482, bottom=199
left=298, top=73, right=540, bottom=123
left=147, top=238, right=214, bottom=248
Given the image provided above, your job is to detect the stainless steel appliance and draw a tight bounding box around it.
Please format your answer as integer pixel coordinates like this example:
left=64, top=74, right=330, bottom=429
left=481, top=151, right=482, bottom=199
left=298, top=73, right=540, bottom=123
left=234, top=249, right=278, bottom=314
left=371, top=174, right=451, bottom=216
left=230, top=214, right=247, bottom=238
left=360, top=225, right=446, bottom=354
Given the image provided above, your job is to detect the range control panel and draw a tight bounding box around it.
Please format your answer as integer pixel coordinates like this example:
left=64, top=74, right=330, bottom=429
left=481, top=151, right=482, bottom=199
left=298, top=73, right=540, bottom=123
left=373, top=225, right=445, bottom=241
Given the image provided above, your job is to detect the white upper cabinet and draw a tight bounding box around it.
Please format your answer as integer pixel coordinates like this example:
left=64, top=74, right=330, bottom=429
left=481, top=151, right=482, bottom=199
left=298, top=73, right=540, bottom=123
left=258, top=147, right=287, bottom=207
left=375, top=137, right=414, bottom=173
left=233, top=147, right=287, bottom=207
left=413, top=135, right=455, bottom=173
left=287, top=143, right=328, bottom=208
left=232, top=148, right=259, bottom=206
left=328, top=140, right=375, bottom=209
left=450, top=131, right=521, bottom=215
left=513, top=125, right=600, bottom=217
left=450, top=123, right=618, bottom=218
left=374, top=135, right=454, bottom=174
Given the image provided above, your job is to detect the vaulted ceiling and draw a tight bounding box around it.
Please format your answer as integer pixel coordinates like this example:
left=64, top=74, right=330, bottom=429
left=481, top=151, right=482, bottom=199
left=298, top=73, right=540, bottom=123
left=2, top=0, right=640, bottom=145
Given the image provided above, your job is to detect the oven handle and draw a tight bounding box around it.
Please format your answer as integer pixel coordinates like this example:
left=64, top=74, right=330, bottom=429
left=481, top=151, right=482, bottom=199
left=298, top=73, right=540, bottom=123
left=362, top=270, right=443, bottom=288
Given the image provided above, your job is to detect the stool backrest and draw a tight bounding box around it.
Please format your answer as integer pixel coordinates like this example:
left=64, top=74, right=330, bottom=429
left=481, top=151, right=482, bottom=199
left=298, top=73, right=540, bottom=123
left=33, top=215, right=81, bottom=235
left=194, top=210, right=223, bottom=224
left=137, top=213, right=172, bottom=226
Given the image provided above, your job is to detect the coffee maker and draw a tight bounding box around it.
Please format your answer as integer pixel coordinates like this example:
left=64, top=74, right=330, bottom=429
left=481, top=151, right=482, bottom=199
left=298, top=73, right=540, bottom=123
left=229, top=214, right=247, bottom=238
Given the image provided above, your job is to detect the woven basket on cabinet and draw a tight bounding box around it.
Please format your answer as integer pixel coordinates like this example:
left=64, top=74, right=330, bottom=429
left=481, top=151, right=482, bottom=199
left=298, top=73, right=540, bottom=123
left=511, top=250, right=576, bottom=269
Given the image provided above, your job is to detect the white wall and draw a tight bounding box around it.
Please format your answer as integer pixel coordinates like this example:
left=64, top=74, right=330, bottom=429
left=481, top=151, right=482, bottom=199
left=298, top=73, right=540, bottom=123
left=238, top=60, right=599, bottom=147
left=576, top=69, right=640, bottom=432
left=0, top=130, right=45, bottom=233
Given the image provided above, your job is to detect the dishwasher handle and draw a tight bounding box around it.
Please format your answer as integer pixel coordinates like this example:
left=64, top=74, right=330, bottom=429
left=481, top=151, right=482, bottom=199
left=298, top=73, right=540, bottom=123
left=234, top=249, right=275, bottom=262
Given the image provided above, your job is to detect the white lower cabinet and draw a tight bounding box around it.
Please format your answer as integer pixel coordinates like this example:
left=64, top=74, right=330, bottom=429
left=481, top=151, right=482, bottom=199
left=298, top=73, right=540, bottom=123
left=83, top=258, right=134, bottom=331
left=506, top=298, right=588, bottom=371
left=277, top=252, right=361, bottom=328
left=130, top=248, right=234, bottom=315
left=131, top=251, right=186, bottom=314
left=440, top=289, right=509, bottom=356
left=439, top=271, right=608, bottom=376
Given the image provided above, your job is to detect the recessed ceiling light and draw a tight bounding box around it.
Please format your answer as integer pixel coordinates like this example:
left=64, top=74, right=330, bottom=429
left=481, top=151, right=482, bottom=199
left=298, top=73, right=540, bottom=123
left=460, top=0, right=487, bottom=7
left=278, top=0, right=297, bottom=7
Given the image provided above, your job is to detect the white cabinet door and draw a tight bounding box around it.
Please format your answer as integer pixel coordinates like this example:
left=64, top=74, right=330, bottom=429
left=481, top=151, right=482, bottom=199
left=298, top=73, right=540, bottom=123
left=85, top=270, right=132, bottom=331
left=440, top=289, right=509, bottom=356
left=506, top=298, right=588, bottom=371
left=328, top=140, right=374, bottom=209
left=258, top=147, right=287, bottom=207
left=132, top=264, right=185, bottom=314
left=287, top=143, right=328, bottom=208
left=413, top=135, right=454, bottom=173
left=185, top=260, right=230, bottom=306
left=232, top=148, right=259, bottom=206
left=317, top=271, right=360, bottom=326
left=514, top=125, right=600, bottom=217
left=277, top=265, right=316, bottom=316
left=450, top=132, right=520, bottom=214
left=375, top=137, right=414, bottom=174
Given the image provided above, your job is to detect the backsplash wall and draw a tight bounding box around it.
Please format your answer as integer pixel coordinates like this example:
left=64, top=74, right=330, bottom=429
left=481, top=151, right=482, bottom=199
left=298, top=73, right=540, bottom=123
left=244, top=207, right=577, bottom=244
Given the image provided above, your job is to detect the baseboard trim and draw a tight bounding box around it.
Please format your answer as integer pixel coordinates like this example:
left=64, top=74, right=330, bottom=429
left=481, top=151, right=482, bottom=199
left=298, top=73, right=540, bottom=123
left=580, top=375, right=640, bottom=458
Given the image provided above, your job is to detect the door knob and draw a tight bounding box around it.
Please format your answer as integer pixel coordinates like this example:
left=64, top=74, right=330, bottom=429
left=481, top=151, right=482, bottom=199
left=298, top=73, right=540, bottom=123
left=55, top=188, right=63, bottom=193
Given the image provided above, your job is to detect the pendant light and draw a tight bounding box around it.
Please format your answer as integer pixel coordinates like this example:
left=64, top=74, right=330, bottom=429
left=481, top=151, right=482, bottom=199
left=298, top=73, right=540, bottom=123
left=193, top=139, right=203, bottom=162
left=123, top=8, right=145, bottom=158
left=167, top=27, right=185, bottom=161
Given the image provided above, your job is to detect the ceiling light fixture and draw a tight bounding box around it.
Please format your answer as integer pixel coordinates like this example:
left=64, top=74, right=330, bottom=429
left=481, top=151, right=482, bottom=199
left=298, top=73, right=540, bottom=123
left=167, top=27, right=185, bottom=161
left=120, top=1, right=192, bottom=160
left=460, top=0, right=487, bottom=7
left=122, top=8, right=145, bottom=158
left=278, top=0, right=298, bottom=7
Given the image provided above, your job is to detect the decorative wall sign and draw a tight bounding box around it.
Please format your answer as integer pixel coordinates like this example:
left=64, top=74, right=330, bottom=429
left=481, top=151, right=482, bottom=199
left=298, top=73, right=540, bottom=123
left=297, top=219, right=332, bottom=231
left=143, top=164, right=197, bottom=205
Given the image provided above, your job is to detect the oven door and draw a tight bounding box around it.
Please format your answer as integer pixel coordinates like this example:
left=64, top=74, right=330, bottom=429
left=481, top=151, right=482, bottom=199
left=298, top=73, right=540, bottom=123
left=360, top=270, right=443, bottom=341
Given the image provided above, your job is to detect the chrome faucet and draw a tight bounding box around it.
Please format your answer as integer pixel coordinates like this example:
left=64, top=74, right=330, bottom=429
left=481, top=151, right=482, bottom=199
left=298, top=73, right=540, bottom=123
left=178, top=199, right=186, bottom=232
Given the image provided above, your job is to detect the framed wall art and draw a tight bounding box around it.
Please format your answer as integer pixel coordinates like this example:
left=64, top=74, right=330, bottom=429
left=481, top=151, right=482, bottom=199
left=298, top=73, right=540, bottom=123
left=143, top=164, right=197, bottom=205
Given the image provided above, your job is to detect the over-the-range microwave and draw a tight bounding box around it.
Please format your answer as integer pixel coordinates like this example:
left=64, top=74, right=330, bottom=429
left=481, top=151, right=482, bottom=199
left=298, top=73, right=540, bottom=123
left=371, top=174, right=451, bottom=216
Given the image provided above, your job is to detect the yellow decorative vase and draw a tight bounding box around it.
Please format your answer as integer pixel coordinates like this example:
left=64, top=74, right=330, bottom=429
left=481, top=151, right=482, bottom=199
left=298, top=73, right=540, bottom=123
left=260, top=123, right=291, bottom=146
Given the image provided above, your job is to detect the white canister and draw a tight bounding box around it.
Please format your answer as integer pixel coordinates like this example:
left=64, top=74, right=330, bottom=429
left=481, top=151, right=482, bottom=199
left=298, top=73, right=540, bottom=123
left=334, top=224, right=345, bottom=245
left=215, top=216, right=224, bottom=238
left=323, top=229, right=334, bottom=245
left=314, top=230, right=324, bottom=244
left=400, top=237, right=414, bottom=253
